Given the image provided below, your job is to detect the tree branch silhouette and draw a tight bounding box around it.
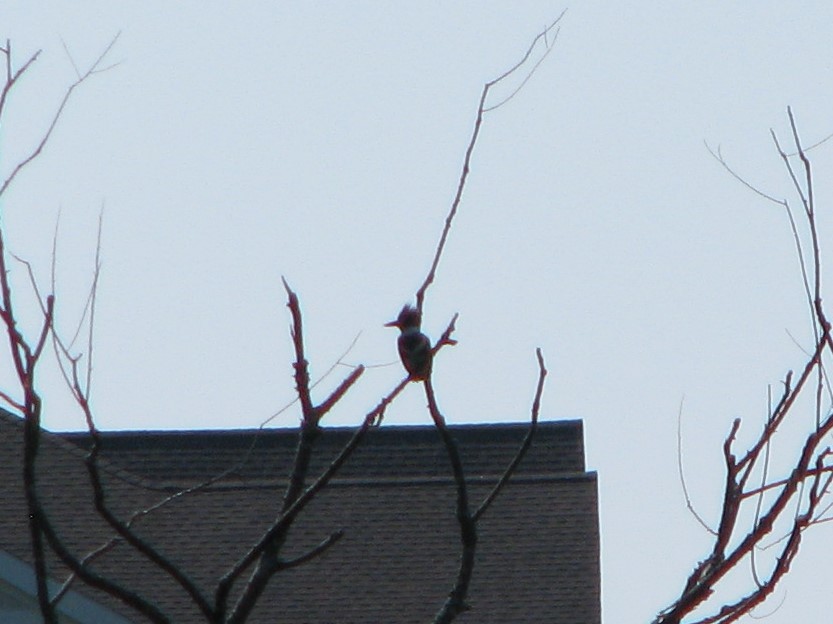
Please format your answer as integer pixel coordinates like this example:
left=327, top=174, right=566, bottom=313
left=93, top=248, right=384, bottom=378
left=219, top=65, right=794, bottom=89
left=414, top=13, right=565, bottom=314
left=657, top=110, right=833, bottom=624
left=3, top=15, right=566, bottom=622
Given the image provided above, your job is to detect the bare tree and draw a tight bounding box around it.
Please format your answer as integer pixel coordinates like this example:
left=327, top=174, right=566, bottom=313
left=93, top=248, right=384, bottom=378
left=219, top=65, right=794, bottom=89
left=655, top=109, right=833, bottom=624
left=0, top=15, right=563, bottom=624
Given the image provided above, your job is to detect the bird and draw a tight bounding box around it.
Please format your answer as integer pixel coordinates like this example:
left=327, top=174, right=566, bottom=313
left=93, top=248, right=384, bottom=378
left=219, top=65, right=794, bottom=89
left=385, top=305, right=432, bottom=381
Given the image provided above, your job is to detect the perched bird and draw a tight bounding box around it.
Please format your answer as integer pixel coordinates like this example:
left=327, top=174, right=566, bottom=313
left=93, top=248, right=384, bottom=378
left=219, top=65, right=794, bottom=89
left=385, top=305, right=432, bottom=381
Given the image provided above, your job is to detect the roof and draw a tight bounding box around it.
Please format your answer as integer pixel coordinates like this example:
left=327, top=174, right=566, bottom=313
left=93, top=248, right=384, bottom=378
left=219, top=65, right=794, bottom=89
left=0, top=409, right=601, bottom=623
left=61, top=420, right=588, bottom=484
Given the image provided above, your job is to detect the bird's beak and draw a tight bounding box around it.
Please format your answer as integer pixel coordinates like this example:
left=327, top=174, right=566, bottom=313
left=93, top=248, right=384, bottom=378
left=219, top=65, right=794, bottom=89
left=384, top=319, right=399, bottom=328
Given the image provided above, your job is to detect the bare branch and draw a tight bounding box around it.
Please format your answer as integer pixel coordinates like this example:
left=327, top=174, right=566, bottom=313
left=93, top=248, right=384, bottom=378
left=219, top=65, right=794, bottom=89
left=222, top=378, right=410, bottom=624
left=0, top=43, right=41, bottom=122
left=473, top=347, right=546, bottom=521
left=677, top=396, right=717, bottom=535
left=426, top=378, right=476, bottom=624
left=414, top=15, right=565, bottom=313
left=0, top=36, right=121, bottom=624
left=23, top=400, right=56, bottom=624
left=705, top=142, right=784, bottom=206
left=658, top=110, right=833, bottom=623
left=790, top=128, right=833, bottom=154
left=221, top=286, right=462, bottom=622
left=85, top=210, right=103, bottom=395
left=276, top=529, right=345, bottom=570
left=750, top=388, right=776, bottom=589
left=317, top=365, right=365, bottom=418
left=772, top=112, right=822, bottom=321
left=259, top=330, right=362, bottom=427
left=43, top=274, right=213, bottom=620
left=282, top=277, right=315, bottom=420
left=0, top=33, right=120, bottom=199
left=83, top=444, right=214, bottom=620
left=433, top=313, right=460, bottom=351
left=51, top=461, right=239, bottom=608
left=32, top=295, right=55, bottom=362
left=39, top=515, right=172, bottom=624
left=0, top=388, right=24, bottom=412
left=0, top=228, right=31, bottom=384
left=483, top=12, right=566, bottom=112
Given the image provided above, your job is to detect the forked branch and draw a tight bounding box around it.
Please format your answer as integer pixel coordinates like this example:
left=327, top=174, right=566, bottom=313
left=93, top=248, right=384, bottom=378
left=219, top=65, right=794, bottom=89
left=0, top=34, right=120, bottom=199
left=658, top=110, right=833, bottom=624
left=414, top=13, right=565, bottom=313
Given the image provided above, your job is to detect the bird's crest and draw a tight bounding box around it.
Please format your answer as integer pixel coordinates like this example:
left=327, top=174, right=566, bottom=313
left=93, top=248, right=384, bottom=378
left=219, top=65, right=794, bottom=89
left=385, top=305, right=422, bottom=330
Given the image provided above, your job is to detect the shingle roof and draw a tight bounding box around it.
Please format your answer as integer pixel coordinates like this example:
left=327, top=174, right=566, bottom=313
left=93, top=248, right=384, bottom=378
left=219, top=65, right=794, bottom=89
left=61, top=420, right=588, bottom=484
left=0, top=409, right=601, bottom=623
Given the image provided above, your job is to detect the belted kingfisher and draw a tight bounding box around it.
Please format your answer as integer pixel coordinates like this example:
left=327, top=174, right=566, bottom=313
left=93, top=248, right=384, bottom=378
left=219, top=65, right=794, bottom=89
left=385, top=305, right=432, bottom=381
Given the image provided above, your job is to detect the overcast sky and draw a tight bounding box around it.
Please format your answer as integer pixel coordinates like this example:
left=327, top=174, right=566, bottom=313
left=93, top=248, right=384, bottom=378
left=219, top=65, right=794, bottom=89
left=2, top=3, right=833, bottom=622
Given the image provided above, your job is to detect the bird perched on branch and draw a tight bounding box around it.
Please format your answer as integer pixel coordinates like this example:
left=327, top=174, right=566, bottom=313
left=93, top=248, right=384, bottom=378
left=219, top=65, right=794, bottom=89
left=385, top=305, right=432, bottom=381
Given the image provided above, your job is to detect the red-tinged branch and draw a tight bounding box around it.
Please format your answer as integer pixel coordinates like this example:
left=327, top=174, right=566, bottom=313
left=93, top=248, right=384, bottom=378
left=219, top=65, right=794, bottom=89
left=657, top=110, right=833, bottom=624
left=0, top=228, right=29, bottom=387
left=281, top=282, right=365, bottom=517
left=317, top=366, right=364, bottom=418
left=282, top=277, right=315, bottom=420
left=735, top=332, right=826, bottom=483
left=659, top=376, right=833, bottom=623
left=1, top=36, right=120, bottom=624
left=741, top=462, right=833, bottom=500
left=432, top=313, right=460, bottom=353
left=44, top=276, right=214, bottom=619
left=693, top=457, right=833, bottom=624
left=0, top=388, right=24, bottom=412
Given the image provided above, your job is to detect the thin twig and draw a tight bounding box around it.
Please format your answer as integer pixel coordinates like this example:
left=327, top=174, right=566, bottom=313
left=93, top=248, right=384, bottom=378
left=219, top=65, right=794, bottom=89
left=750, top=386, right=775, bottom=588
left=676, top=395, right=717, bottom=535
left=52, top=454, right=245, bottom=607
left=656, top=111, right=833, bottom=624
left=259, top=331, right=362, bottom=427
left=85, top=210, right=103, bottom=396
left=414, top=14, right=565, bottom=314
left=39, top=515, right=171, bottom=623
left=0, top=44, right=41, bottom=122
left=0, top=33, right=121, bottom=199
left=483, top=13, right=565, bottom=113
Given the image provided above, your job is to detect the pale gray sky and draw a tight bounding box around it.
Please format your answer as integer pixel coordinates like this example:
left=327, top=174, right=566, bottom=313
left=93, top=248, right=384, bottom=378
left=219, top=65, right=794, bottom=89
left=2, top=2, right=833, bottom=622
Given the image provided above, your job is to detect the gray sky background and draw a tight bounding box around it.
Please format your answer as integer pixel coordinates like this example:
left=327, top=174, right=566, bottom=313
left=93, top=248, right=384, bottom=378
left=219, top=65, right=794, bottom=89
left=2, top=2, right=833, bottom=622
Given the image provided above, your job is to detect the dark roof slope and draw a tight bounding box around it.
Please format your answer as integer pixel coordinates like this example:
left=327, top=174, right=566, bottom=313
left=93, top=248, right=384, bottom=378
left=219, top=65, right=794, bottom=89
left=61, top=420, right=587, bottom=484
left=1, top=410, right=600, bottom=623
